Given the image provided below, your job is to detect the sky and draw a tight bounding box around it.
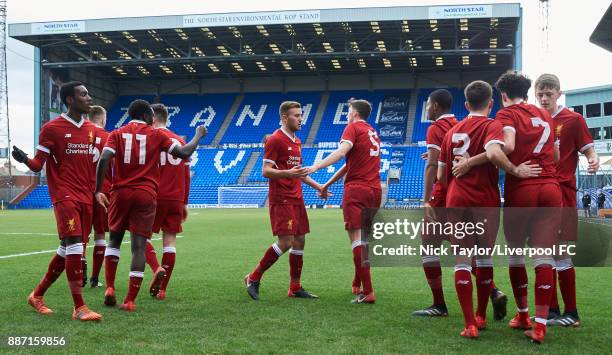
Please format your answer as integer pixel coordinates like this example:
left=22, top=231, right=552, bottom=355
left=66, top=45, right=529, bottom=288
left=5, top=0, right=612, bottom=163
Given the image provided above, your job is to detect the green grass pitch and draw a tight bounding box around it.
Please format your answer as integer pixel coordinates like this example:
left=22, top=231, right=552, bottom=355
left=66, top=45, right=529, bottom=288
left=0, top=208, right=611, bottom=353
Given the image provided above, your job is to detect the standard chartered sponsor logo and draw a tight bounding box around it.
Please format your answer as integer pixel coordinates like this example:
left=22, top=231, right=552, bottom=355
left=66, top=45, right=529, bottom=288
left=65, top=142, right=91, bottom=155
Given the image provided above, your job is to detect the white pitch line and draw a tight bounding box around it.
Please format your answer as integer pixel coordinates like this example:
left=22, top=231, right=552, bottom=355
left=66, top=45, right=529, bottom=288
left=0, top=235, right=183, bottom=260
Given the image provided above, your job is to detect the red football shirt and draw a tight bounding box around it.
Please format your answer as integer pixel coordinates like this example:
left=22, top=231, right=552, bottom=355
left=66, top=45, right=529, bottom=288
left=263, top=128, right=304, bottom=205
left=496, top=102, right=558, bottom=191
left=157, top=128, right=190, bottom=203
left=439, top=115, right=504, bottom=207
left=104, top=120, right=178, bottom=198
left=340, top=120, right=382, bottom=189
left=552, top=106, right=594, bottom=189
left=36, top=114, right=97, bottom=205
left=425, top=114, right=458, bottom=204
left=91, top=125, right=112, bottom=194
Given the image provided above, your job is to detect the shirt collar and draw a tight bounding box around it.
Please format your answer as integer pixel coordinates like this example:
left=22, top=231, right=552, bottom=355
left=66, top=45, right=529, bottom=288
left=61, top=113, right=85, bottom=128
left=280, top=127, right=296, bottom=142
left=552, top=105, right=564, bottom=118
left=131, top=120, right=147, bottom=125
left=436, top=114, right=455, bottom=121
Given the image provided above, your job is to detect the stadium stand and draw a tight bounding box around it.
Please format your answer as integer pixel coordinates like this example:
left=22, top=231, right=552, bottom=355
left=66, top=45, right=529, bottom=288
left=314, top=90, right=410, bottom=143
left=411, top=88, right=501, bottom=142
left=220, top=92, right=321, bottom=144
left=11, top=185, right=52, bottom=209
left=105, top=93, right=237, bottom=145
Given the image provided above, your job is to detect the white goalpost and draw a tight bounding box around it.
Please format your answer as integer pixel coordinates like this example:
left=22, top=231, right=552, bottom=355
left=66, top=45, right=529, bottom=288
left=217, top=186, right=269, bottom=208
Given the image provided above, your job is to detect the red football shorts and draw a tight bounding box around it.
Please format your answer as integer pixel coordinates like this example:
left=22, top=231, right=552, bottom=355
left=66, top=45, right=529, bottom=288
left=342, top=184, right=382, bottom=231
left=269, top=203, right=310, bottom=236
left=446, top=207, right=500, bottom=250
left=503, top=183, right=563, bottom=247
left=153, top=199, right=185, bottom=234
left=109, top=188, right=157, bottom=238
left=92, top=192, right=110, bottom=234
left=52, top=200, right=93, bottom=242
left=559, top=184, right=579, bottom=241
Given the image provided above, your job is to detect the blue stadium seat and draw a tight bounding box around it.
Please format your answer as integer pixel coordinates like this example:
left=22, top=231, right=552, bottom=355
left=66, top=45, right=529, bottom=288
left=411, top=88, right=501, bottom=143
left=221, top=91, right=321, bottom=144
left=12, top=185, right=53, bottom=209
left=315, top=90, right=410, bottom=143
left=105, top=93, right=236, bottom=144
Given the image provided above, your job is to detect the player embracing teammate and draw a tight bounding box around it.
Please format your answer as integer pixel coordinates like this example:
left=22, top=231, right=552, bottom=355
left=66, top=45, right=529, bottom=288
left=95, top=99, right=206, bottom=311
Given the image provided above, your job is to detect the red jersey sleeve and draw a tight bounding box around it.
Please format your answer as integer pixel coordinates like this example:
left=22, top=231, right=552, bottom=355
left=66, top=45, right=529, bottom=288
left=104, top=130, right=119, bottom=155
left=484, top=120, right=505, bottom=149
left=263, top=135, right=280, bottom=166
left=495, top=109, right=516, bottom=134
left=574, top=114, right=594, bottom=153
left=36, top=124, right=55, bottom=156
left=425, top=124, right=444, bottom=151
left=438, top=135, right=449, bottom=167
left=157, top=130, right=178, bottom=153
left=340, top=124, right=357, bottom=148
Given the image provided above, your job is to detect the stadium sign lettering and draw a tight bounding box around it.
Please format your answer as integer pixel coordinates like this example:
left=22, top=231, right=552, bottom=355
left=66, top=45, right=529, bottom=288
left=183, top=10, right=321, bottom=28
left=31, top=21, right=85, bottom=35
left=428, top=5, right=492, bottom=19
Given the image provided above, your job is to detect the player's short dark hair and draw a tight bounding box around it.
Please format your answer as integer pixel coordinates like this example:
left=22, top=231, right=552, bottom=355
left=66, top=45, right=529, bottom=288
left=535, top=73, right=561, bottom=91
left=60, top=81, right=84, bottom=107
left=128, top=99, right=153, bottom=120
left=429, top=89, right=452, bottom=111
left=151, top=103, right=169, bottom=123
left=464, top=81, right=493, bottom=111
left=349, top=99, right=372, bottom=119
left=495, top=71, right=531, bottom=100
left=87, top=105, right=106, bottom=121
left=279, top=101, right=301, bottom=117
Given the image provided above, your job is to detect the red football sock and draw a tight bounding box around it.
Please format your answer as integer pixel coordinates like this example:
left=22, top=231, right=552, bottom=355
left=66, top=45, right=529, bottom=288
left=509, top=266, right=529, bottom=316
left=558, top=267, right=577, bottom=313
left=91, top=240, right=106, bottom=279
left=289, top=249, right=303, bottom=292
left=33, top=252, right=65, bottom=296
left=352, top=268, right=361, bottom=289
left=476, top=267, right=493, bottom=318
left=455, top=269, right=476, bottom=327
left=160, top=247, right=176, bottom=291
left=249, top=243, right=283, bottom=281
left=104, top=247, right=120, bottom=289
left=423, top=265, right=445, bottom=306
left=65, top=245, right=85, bottom=309
left=145, top=241, right=160, bottom=271
left=125, top=272, right=144, bottom=302
left=550, top=269, right=560, bottom=310
left=353, top=243, right=373, bottom=295
left=534, top=264, right=554, bottom=326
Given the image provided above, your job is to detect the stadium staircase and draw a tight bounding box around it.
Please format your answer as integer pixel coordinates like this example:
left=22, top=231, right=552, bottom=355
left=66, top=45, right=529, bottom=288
left=212, top=94, right=244, bottom=145
left=305, top=91, right=329, bottom=145
left=404, top=89, right=419, bottom=144
left=240, top=151, right=261, bottom=184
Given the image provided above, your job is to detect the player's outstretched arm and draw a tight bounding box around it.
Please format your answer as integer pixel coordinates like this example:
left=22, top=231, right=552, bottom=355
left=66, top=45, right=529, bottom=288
left=308, top=142, right=351, bottom=174
left=452, top=152, right=488, bottom=178
left=316, top=164, right=346, bottom=199
left=262, top=162, right=309, bottom=179
left=95, top=149, right=114, bottom=211
left=583, top=147, right=600, bottom=173
left=485, top=143, right=542, bottom=178
left=12, top=146, right=47, bottom=172
left=170, top=125, right=207, bottom=159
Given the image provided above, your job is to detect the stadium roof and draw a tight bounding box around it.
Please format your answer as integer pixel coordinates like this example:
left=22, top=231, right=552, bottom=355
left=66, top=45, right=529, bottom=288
left=590, top=3, right=612, bottom=52
left=9, top=3, right=521, bottom=79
